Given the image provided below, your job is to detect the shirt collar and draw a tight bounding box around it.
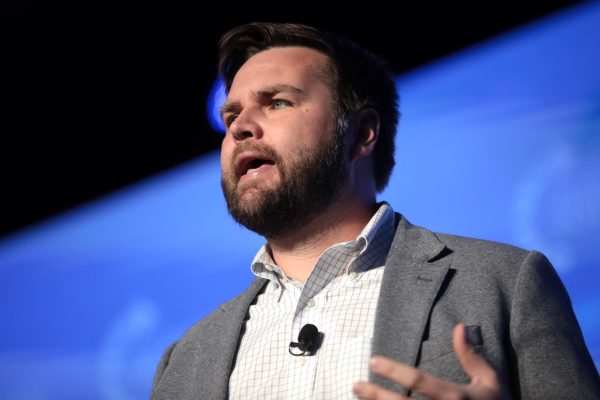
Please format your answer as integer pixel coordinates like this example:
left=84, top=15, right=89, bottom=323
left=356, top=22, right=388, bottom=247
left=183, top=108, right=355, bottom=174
left=251, top=202, right=395, bottom=283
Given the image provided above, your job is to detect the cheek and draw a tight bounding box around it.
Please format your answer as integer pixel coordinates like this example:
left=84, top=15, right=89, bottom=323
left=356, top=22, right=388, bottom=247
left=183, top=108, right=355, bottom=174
left=287, top=117, right=331, bottom=149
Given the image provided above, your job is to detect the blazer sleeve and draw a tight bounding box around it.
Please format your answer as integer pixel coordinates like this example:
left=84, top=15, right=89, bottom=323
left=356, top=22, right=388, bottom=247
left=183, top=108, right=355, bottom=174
left=509, top=250, right=600, bottom=398
left=150, top=341, right=178, bottom=399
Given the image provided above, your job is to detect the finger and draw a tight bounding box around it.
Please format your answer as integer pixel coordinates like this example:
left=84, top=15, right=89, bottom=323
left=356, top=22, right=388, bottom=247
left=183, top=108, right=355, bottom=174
left=452, top=323, right=498, bottom=384
left=353, top=381, right=408, bottom=400
left=369, top=356, right=460, bottom=398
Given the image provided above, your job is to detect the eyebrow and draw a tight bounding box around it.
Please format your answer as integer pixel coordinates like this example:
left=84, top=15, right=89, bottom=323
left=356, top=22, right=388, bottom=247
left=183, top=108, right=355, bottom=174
left=220, top=84, right=305, bottom=119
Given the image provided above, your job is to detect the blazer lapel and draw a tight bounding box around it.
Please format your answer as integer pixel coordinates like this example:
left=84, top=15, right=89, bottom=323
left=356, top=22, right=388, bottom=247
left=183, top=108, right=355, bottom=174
left=370, top=214, right=451, bottom=394
left=205, top=277, right=268, bottom=399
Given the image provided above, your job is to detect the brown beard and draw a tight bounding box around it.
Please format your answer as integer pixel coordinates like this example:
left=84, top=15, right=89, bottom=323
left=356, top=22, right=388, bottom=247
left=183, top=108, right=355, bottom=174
left=221, top=132, right=346, bottom=239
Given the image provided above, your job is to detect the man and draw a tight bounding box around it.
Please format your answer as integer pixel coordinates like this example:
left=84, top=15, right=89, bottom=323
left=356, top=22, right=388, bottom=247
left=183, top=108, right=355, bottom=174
left=151, top=23, right=599, bottom=399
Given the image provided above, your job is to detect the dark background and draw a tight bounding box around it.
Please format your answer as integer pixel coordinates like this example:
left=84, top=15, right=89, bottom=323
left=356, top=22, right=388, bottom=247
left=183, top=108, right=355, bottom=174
left=1, top=0, right=584, bottom=237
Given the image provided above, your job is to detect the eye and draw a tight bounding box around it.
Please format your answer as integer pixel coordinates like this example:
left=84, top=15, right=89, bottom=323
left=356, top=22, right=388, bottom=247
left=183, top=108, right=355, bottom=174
left=224, top=114, right=238, bottom=127
left=271, top=99, right=291, bottom=109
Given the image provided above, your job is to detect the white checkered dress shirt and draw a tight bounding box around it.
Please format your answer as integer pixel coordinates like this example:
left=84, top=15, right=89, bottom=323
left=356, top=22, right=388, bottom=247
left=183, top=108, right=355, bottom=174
left=229, top=202, right=395, bottom=399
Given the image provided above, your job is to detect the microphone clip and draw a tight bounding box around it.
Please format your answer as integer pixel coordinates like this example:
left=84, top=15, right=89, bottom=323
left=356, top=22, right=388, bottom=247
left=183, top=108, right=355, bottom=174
left=289, top=324, right=321, bottom=356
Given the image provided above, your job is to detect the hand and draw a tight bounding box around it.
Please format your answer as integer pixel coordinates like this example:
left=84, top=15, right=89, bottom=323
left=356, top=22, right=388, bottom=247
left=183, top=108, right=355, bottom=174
left=353, top=324, right=511, bottom=400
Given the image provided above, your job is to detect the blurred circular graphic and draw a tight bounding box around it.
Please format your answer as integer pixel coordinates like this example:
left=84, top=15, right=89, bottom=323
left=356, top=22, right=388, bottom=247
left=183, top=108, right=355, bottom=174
left=512, top=143, right=600, bottom=273
left=98, top=299, right=162, bottom=400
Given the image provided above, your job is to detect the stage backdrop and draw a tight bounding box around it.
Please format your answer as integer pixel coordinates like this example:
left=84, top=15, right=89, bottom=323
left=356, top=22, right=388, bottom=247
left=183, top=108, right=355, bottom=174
left=1, top=3, right=599, bottom=399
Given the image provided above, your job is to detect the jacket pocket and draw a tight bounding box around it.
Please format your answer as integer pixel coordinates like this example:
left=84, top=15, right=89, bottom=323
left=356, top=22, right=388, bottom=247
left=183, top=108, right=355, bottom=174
left=418, top=325, right=483, bottom=364
left=418, top=336, right=455, bottom=363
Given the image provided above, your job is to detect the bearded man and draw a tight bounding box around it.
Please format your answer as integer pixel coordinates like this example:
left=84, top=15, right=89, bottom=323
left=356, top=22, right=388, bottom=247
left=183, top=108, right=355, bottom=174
left=151, top=23, right=600, bottom=400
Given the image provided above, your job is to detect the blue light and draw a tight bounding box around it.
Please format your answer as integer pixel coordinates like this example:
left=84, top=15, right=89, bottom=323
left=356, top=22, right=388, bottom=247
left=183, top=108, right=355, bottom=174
left=206, top=78, right=226, bottom=133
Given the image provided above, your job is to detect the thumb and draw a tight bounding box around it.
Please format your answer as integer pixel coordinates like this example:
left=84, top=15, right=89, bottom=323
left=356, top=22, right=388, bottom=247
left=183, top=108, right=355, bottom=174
left=452, top=323, right=497, bottom=384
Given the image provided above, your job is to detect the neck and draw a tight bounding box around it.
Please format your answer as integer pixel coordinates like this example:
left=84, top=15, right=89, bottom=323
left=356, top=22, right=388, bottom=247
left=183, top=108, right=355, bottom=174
left=267, top=194, right=377, bottom=283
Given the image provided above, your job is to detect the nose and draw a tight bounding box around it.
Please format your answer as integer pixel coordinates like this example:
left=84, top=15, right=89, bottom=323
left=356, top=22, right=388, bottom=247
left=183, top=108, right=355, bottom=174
left=229, top=108, right=263, bottom=142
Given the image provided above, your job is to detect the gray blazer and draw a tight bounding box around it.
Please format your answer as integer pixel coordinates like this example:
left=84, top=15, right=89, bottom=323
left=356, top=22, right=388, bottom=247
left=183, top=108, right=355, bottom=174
left=151, top=214, right=600, bottom=399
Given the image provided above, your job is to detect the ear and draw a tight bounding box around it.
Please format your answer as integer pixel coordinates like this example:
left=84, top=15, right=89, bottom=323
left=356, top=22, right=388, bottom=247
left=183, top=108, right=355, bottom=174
left=350, top=108, right=380, bottom=162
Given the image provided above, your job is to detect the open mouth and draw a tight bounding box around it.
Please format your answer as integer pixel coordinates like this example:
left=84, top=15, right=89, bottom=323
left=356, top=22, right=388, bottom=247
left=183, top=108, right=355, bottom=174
left=237, top=156, right=276, bottom=178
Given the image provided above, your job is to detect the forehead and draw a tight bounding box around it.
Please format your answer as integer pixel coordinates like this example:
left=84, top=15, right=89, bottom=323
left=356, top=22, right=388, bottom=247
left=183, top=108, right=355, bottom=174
left=228, top=46, right=332, bottom=97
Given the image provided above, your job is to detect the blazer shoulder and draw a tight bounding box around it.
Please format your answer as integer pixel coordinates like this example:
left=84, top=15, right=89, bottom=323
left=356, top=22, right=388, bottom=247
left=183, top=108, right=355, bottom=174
left=435, top=231, right=530, bottom=263
left=178, top=276, right=268, bottom=343
left=429, top=230, right=560, bottom=297
left=390, top=213, right=531, bottom=268
left=151, top=277, right=268, bottom=399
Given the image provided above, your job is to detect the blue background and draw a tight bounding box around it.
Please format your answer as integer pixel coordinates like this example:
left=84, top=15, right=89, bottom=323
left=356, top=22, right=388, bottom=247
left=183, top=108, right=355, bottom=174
left=1, top=3, right=599, bottom=398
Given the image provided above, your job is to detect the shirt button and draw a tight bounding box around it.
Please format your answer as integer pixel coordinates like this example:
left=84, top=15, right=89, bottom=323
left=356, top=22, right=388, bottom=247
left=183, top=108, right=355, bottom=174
left=264, top=264, right=273, bottom=271
left=349, top=271, right=358, bottom=279
left=298, top=357, right=307, bottom=366
left=307, top=298, right=316, bottom=308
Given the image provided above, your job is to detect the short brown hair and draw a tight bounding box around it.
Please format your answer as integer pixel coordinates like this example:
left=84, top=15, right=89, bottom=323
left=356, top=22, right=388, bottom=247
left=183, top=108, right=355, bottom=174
left=218, top=23, right=399, bottom=192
